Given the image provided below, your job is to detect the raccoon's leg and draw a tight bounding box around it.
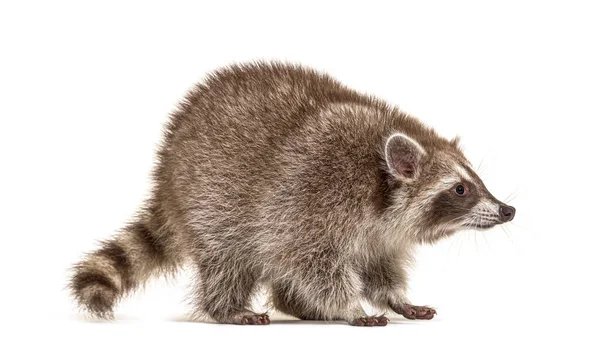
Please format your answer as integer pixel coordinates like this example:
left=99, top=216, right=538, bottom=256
left=271, top=269, right=387, bottom=326
left=192, top=251, right=268, bottom=325
left=271, top=280, right=319, bottom=320
left=69, top=214, right=180, bottom=318
left=271, top=282, right=301, bottom=319
left=272, top=282, right=388, bottom=326
left=360, top=257, right=436, bottom=320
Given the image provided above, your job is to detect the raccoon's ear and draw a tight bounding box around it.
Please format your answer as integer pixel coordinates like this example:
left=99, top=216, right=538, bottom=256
left=384, top=133, right=426, bottom=182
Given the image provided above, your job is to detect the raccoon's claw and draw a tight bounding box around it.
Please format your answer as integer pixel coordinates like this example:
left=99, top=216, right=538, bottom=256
left=349, top=315, right=389, bottom=327
left=240, top=313, right=270, bottom=325
left=395, top=304, right=436, bottom=320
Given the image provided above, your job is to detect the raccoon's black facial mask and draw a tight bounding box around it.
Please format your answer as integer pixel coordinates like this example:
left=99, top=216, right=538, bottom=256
left=384, top=133, right=515, bottom=238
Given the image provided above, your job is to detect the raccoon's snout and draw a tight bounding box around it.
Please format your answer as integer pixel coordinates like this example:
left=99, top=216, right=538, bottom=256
left=499, top=205, right=516, bottom=222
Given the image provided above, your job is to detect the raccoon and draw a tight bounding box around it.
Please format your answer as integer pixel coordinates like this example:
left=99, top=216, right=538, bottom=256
left=69, top=62, right=515, bottom=326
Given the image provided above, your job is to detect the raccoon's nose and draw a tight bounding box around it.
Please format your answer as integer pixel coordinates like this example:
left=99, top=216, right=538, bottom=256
left=499, top=205, right=516, bottom=222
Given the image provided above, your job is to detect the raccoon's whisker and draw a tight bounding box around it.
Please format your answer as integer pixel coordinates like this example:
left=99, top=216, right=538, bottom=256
left=507, top=221, right=527, bottom=231
left=446, top=215, right=468, bottom=225
left=481, top=230, right=492, bottom=251
left=500, top=224, right=514, bottom=244
left=504, top=186, right=520, bottom=204
left=472, top=227, right=479, bottom=252
left=504, top=194, right=517, bottom=204
left=448, top=230, right=461, bottom=253
left=501, top=224, right=514, bottom=239
left=457, top=233, right=464, bottom=257
left=476, top=153, right=489, bottom=176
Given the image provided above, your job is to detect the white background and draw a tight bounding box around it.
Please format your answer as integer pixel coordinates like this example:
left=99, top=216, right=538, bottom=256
left=1, top=1, right=599, bottom=354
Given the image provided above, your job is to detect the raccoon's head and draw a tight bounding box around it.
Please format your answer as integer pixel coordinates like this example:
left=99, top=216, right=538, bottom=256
left=383, top=132, right=515, bottom=243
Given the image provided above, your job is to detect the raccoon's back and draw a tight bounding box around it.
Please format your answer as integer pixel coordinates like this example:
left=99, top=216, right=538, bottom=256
left=153, top=63, right=371, bottom=236
left=166, top=62, right=366, bottom=155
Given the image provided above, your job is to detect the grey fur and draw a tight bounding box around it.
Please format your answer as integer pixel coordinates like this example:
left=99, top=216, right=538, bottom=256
left=69, top=62, right=514, bottom=326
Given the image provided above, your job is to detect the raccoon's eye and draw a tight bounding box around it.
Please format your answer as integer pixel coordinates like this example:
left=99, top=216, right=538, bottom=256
left=455, top=184, right=468, bottom=196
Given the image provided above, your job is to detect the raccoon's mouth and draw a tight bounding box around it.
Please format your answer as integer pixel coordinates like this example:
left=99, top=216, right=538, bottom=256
left=468, top=223, right=496, bottom=229
left=463, top=219, right=500, bottom=230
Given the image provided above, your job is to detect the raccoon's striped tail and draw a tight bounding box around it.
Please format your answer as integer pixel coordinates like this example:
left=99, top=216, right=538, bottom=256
left=69, top=220, right=177, bottom=318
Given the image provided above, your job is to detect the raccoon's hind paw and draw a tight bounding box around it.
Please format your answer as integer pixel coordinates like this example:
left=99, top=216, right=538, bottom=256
left=349, top=315, right=389, bottom=327
left=239, top=312, right=271, bottom=325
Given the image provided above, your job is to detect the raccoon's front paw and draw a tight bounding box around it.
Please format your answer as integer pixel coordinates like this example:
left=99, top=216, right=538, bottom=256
left=349, top=315, right=389, bottom=327
left=392, top=304, right=436, bottom=320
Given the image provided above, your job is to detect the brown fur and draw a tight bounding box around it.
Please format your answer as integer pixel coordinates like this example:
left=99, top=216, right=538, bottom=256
left=69, top=62, right=514, bottom=325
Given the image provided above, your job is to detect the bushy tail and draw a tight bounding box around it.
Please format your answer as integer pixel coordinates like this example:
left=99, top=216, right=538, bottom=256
left=69, top=220, right=177, bottom=318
